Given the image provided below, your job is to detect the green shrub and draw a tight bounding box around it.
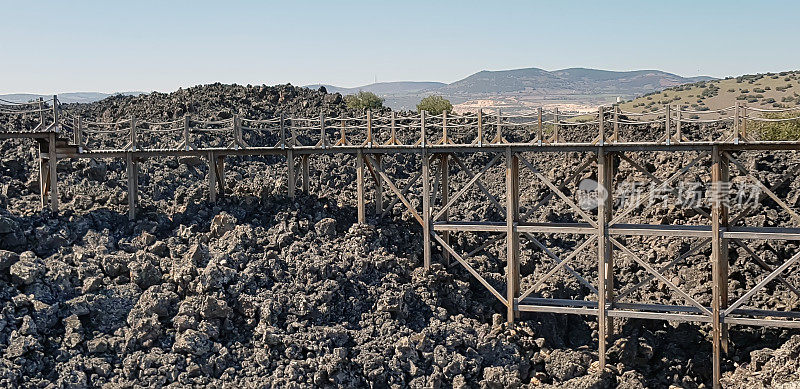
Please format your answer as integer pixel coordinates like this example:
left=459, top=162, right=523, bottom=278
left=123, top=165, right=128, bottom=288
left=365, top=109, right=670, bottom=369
left=750, top=111, right=800, bottom=140
left=417, top=95, right=452, bottom=115
left=344, top=91, right=384, bottom=110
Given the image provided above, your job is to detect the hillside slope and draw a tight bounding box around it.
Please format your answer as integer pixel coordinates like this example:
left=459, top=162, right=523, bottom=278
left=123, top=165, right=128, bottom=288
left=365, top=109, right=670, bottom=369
left=618, top=71, right=800, bottom=113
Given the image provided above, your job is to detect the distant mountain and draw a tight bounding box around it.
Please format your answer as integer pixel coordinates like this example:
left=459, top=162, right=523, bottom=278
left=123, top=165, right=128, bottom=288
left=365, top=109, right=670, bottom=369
left=0, top=92, right=143, bottom=104
left=435, top=67, right=714, bottom=97
left=304, top=81, right=446, bottom=96
left=307, top=67, right=715, bottom=111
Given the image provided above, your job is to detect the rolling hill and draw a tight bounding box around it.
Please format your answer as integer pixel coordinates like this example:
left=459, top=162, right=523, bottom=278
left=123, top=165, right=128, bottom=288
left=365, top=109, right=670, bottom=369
left=618, top=71, right=800, bottom=113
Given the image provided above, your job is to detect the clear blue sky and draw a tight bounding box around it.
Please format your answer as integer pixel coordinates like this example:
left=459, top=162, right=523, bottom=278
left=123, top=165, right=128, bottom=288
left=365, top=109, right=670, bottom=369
left=2, top=0, right=799, bottom=94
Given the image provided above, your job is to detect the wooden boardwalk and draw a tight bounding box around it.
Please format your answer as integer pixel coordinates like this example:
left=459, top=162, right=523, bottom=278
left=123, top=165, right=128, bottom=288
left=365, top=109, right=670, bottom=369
left=3, top=96, right=800, bottom=387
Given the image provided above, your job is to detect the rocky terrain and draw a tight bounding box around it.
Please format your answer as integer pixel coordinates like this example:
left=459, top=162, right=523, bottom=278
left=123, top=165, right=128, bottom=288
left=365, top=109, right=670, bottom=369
left=1, top=84, right=800, bottom=388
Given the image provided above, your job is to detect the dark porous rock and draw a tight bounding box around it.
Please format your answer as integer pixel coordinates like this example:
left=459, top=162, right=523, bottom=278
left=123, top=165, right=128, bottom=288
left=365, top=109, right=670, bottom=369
left=173, top=329, right=212, bottom=356
left=9, top=251, right=44, bottom=286
left=544, top=349, right=593, bottom=382
left=314, top=217, right=337, bottom=238
left=0, top=249, right=19, bottom=270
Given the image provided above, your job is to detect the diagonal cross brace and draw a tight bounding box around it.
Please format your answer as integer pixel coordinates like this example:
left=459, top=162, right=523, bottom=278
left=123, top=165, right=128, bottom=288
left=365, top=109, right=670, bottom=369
left=434, top=154, right=502, bottom=221
left=363, top=154, right=423, bottom=226
left=518, top=236, right=598, bottom=301
left=518, top=155, right=598, bottom=228
left=610, top=151, right=709, bottom=225
left=611, top=236, right=712, bottom=316
left=724, top=250, right=800, bottom=316
left=432, top=231, right=508, bottom=306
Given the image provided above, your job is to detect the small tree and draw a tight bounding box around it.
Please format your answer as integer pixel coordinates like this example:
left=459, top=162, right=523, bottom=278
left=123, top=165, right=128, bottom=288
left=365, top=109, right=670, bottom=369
left=344, top=91, right=384, bottom=110
left=417, top=95, right=453, bottom=115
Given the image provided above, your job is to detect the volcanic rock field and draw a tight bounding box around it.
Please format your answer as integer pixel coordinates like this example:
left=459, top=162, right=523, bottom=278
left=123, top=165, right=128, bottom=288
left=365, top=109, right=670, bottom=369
left=1, top=84, right=800, bottom=388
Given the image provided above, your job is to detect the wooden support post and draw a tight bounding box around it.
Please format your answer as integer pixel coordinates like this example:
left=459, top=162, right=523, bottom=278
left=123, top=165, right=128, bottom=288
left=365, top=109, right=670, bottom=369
left=505, top=147, right=520, bottom=324
left=711, top=146, right=729, bottom=389
left=375, top=155, right=383, bottom=216
left=208, top=151, right=217, bottom=202
left=422, top=150, right=431, bottom=268
left=126, top=152, right=137, bottom=220
left=440, top=154, right=450, bottom=263
left=537, top=107, right=543, bottom=146
left=477, top=109, right=484, bottom=146
left=356, top=151, right=366, bottom=223
left=597, top=147, right=614, bottom=367
left=47, top=132, right=58, bottom=213
left=675, top=105, right=682, bottom=143
left=301, top=155, right=310, bottom=193
left=216, top=155, right=225, bottom=197
left=613, top=105, right=620, bottom=142
left=287, top=150, right=295, bottom=198
left=38, top=149, right=48, bottom=209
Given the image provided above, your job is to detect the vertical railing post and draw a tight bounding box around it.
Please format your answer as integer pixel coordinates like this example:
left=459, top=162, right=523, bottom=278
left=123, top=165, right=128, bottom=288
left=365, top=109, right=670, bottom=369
left=38, top=97, right=45, bottom=127
left=129, top=116, right=138, bottom=151
left=734, top=102, right=740, bottom=144
left=73, top=116, right=82, bottom=152
left=320, top=112, right=327, bottom=148
left=505, top=147, right=519, bottom=324
left=366, top=110, right=373, bottom=147
left=420, top=110, right=427, bottom=147
left=441, top=110, right=448, bottom=144
left=665, top=105, right=671, bottom=145
left=52, top=95, right=59, bottom=130
left=598, top=106, right=605, bottom=146
left=388, top=111, right=397, bottom=145
left=494, top=108, right=503, bottom=143
left=675, top=105, right=682, bottom=143
left=537, top=107, right=543, bottom=146
left=232, top=114, right=240, bottom=149
left=613, top=105, right=620, bottom=143
left=553, top=108, right=560, bottom=143
left=279, top=112, right=286, bottom=149
left=183, top=115, right=192, bottom=150
left=741, top=104, right=748, bottom=140
left=477, top=109, right=484, bottom=147
left=597, top=147, right=614, bottom=368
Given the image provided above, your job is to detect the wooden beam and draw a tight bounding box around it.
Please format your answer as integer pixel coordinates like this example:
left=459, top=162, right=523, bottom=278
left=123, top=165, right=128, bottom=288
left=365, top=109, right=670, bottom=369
left=126, top=152, right=137, bottom=220
left=208, top=151, right=217, bottom=202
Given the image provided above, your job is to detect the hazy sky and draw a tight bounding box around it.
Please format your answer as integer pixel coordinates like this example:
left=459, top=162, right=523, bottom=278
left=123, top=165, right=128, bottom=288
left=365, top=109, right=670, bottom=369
left=2, top=0, right=798, bottom=94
